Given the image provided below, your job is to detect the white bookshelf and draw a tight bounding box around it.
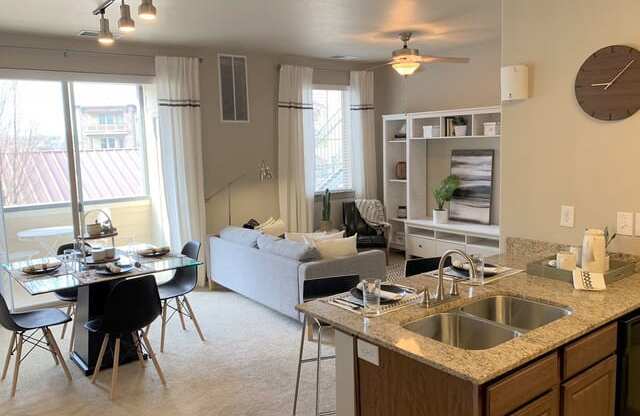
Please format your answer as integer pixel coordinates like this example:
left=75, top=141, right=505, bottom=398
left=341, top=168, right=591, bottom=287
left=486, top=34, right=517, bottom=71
left=382, top=106, right=501, bottom=256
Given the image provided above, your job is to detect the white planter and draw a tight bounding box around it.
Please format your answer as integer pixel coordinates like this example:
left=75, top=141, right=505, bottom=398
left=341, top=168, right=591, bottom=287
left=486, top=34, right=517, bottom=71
left=454, top=125, right=468, bottom=136
left=433, top=209, right=449, bottom=224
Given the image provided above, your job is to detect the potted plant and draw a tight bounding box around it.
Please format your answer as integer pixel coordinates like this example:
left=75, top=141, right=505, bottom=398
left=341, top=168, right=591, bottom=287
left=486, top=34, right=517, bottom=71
left=432, top=175, right=460, bottom=224
left=453, top=116, right=468, bottom=137
left=320, top=189, right=332, bottom=231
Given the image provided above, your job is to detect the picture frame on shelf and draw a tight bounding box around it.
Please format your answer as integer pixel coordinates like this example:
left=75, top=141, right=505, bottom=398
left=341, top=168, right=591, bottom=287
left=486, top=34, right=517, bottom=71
left=449, top=149, right=494, bottom=224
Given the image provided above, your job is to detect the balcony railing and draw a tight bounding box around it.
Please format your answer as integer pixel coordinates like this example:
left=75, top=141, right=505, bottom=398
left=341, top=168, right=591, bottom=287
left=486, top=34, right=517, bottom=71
left=84, top=123, right=128, bottom=133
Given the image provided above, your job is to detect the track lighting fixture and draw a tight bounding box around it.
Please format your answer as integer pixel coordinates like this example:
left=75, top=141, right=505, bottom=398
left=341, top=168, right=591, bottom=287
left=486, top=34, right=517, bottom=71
left=138, top=0, right=157, bottom=20
left=92, top=0, right=158, bottom=45
left=118, top=0, right=136, bottom=32
left=97, top=10, right=114, bottom=45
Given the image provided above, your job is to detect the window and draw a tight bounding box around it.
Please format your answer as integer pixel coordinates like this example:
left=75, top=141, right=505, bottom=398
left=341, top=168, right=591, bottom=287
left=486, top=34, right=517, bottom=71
left=312, top=87, right=352, bottom=192
left=0, top=79, right=150, bottom=210
left=218, top=54, right=249, bottom=122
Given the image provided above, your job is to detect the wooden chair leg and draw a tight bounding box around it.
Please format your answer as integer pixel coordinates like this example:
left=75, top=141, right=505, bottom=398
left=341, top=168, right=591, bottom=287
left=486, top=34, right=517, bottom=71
left=1, top=332, right=16, bottom=381
left=60, top=304, right=72, bottom=339
left=10, top=333, right=23, bottom=398
left=42, top=328, right=59, bottom=366
left=142, top=333, right=166, bottom=385
left=144, top=325, right=151, bottom=337
left=68, top=315, right=77, bottom=353
left=132, top=331, right=145, bottom=368
left=91, top=334, right=109, bottom=384
left=160, top=300, right=168, bottom=352
left=111, top=337, right=120, bottom=400
left=183, top=296, right=205, bottom=342
left=45, top=328, right=71, bottom=382
left=176, top=298, right=187, bottom=330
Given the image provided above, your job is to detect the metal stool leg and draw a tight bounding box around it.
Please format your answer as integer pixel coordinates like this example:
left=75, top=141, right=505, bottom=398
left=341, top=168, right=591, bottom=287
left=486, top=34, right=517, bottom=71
left=292, top=315, right=306, bottom=415
left=315, top=318, right=322, bottom=416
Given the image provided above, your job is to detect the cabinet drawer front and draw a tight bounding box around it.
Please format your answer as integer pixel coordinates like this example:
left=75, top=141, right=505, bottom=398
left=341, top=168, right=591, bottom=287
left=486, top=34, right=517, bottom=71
left=487, top=352, right=560, bottom=416
left=561, top=354, right=616, bottom=416
left=509, top=388, right=558, bottom=416
left=467, top=243, right=500, bottom=258
left=407, top=235, right=436, bottom=258
left=562, top=322, right=617, bottom=380
left=436, top=240, right=466, bottom=257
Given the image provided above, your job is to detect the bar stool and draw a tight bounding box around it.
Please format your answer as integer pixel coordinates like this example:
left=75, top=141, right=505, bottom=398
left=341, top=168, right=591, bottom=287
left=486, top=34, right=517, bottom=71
left=404, top=256, right=450, bottom=277
left=292, top=274, right=360, bottom=416
left=0, top=293, right=72, bottom=397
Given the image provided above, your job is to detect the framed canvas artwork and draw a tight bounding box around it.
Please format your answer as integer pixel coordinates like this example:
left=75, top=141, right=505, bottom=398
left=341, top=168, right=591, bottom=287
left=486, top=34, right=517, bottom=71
left=449, top=149, right=494, bottom=224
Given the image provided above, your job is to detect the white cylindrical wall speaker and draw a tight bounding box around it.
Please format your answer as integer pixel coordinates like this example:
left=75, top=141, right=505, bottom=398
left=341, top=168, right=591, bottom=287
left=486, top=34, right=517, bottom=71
left=501, top=65, right=529, bottom=101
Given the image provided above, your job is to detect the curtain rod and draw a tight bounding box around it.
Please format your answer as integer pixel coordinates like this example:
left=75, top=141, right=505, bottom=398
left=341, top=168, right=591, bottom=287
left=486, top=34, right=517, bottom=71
left=276, top=63, right=370, bottom=73
left=0, top=44, right=204, bottom=62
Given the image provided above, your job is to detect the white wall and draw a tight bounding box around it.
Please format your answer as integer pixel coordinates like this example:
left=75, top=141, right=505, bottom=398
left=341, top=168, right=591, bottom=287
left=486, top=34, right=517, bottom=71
left=502, top=0, right=640, bottom=254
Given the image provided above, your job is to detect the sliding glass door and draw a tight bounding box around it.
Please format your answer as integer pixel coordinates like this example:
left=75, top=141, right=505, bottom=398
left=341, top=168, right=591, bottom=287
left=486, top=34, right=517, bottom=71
left=0, top=79, right=76, bottom=309
left=0, top=75, right=163, bottom=311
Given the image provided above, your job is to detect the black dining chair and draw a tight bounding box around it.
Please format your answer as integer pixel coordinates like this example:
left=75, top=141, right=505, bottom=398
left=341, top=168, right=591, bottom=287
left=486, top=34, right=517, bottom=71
left=150, top=240, right=204, bottom=352
left=292, top=274, right=361, bottom=416
left=405, top=256, right=451, bottom=277
left=55, top=242, right=90, bottom=353
left=0, top=293, right=72, bottom=397
left=85, top=275, right=165, bottom=400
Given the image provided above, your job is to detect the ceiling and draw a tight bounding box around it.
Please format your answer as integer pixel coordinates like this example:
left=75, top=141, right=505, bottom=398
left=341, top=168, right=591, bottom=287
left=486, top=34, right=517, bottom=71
left=0, top=0, right=501, bottom=60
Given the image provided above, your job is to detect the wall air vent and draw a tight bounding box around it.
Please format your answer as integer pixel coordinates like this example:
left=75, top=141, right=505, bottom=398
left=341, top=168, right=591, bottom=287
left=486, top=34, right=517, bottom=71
left=218, top=54, right=249, bottom=123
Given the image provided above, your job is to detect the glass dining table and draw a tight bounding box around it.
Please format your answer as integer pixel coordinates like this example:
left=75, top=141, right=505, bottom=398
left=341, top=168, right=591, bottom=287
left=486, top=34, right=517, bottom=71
left=1, top=250, right=202, bottom=375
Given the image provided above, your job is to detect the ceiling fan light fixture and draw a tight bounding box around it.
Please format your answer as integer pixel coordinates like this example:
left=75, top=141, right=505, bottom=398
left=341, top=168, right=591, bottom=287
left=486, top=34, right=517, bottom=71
left=97, top=11, right=114, bottom=45
left=118, top=1, right=136, bottom=32
left=392, top=62, right=420, bottom=76
left=138, top=0, right=157, bottom=20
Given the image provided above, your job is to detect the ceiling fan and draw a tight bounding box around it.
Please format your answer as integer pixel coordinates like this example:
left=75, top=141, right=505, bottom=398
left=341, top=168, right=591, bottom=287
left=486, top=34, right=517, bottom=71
left=374, top=32, right=470, bottom=76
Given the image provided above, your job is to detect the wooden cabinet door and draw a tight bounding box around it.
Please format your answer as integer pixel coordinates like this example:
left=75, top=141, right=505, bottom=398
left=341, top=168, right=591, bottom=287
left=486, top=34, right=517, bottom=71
left=509, top=388, right=558, bottom=416
left=561, top=355, right=616, bottom=416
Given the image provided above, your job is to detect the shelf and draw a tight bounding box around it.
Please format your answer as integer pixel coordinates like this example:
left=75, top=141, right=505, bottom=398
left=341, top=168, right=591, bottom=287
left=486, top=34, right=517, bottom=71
left=405, top=218, right=499, bottom=239
left=409, top=135, right=500, bottom=141
left=389, top=217, right=407, bottom=223
left=388, top=179, right=407, bottom=183
left=386, top=139, right=407, bottom=143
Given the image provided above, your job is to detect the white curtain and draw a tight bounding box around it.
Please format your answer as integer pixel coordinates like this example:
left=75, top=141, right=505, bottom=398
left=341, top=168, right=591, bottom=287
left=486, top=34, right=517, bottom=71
left=277, top=65, right=315, bottom=233
left=350, top=71, right=377, bottom=199
left=155, top=56, right=206, bottom=261
left=0, top=190, right=12, bottom=311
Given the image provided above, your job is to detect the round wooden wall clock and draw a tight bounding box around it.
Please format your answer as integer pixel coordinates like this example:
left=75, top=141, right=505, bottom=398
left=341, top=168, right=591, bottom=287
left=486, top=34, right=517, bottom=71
left=575, top=45, right=640, bottom=121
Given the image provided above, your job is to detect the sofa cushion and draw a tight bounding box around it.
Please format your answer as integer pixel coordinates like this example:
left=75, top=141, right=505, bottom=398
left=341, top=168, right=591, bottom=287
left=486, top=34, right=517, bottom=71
left=306, top=234, right=358, bottom=259
left=257, top=234, right=320, bottom=261
left=219, top=226, right=263, bottom=248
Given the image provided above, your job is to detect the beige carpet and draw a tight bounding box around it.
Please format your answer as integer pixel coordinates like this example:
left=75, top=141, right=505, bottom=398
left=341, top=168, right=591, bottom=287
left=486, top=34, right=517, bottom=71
left=0, top=289, right=336, bottom=416
left=0, top=255, right=405, bottom=416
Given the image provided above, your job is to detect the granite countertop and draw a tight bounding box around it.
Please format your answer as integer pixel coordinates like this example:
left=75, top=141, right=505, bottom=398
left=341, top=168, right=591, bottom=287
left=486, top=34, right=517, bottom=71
left=296, top=252, right=640, bottom=385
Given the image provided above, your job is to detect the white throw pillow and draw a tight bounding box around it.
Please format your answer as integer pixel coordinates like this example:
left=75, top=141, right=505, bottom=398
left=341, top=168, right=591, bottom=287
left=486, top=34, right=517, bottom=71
left=255, top=217, right=276, bottom=230
left=260, top=218, right=287, bottom=236
left=306, top=234, right=357, bottom=259
left=286, top=230, right=344, bottom=243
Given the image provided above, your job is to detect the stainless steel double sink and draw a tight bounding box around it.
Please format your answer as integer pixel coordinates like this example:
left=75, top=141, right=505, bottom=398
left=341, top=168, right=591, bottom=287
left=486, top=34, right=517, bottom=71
left=403, top=295, right=572, bottom=350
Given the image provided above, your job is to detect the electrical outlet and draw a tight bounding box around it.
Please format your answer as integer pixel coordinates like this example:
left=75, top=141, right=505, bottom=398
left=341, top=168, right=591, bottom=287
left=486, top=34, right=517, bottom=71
left=636, top=213, right=640, bottom=237
left=560, top=205, right=575, bottom=227
left=617, top=212, right=634, bottom=236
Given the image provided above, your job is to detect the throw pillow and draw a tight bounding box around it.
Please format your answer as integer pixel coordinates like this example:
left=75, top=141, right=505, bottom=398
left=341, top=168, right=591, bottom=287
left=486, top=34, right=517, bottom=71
left=305, top=234, right=357, bottom=259
left=285, top=230, right=344, bottom=243
left=219, top=226, right=263, bottom=248
left=260, top=218, right=287, bottom=237
left=257, top=235, right=320, bottom=261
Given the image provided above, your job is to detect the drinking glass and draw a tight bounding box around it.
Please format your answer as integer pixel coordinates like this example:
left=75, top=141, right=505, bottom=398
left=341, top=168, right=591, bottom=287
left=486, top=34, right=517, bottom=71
left=62, top=248, right=75, bottom=274
left=362, top=278, right=381, bottom=317
left=468, top=254, right=485, bottom=285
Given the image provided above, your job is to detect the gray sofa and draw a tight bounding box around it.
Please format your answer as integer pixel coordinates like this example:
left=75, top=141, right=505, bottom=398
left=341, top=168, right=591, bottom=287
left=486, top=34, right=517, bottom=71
left=209, top=228, right=386, bottom=320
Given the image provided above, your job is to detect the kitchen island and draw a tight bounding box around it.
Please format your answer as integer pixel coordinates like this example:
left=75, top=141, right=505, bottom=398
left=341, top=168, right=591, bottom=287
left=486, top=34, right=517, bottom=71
left=297, top=249, right=640, bottom=415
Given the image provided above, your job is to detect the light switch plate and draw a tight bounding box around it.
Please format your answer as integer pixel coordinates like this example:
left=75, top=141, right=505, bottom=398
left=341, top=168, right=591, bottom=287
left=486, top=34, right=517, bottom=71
left=560, top=205, right=575, bottom=228
left=636, top=213, right=640, bottom=237
left=617, top=212, right=634, bottom=236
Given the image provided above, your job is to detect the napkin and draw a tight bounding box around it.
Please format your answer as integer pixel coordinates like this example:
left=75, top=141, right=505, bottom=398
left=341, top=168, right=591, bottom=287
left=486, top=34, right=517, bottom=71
left=105, top=262, right=122, bottom=274
left=379, top=289, right=403, bottom=301
left=139, top=246, right=170, bottom=256
left=572, top=268, right=606, bottom=291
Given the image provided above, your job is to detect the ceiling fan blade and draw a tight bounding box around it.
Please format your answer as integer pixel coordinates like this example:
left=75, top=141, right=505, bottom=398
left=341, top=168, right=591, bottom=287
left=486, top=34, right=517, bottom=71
left=417, top=55, right=470, bottom=64
left=364, top=60, right=395, bottom=71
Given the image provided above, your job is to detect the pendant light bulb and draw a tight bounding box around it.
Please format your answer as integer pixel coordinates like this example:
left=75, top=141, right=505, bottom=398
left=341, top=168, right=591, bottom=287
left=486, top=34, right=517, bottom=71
left=138, top=0, right=157, bottom=20
left=118, top=1, right=136, bottom=32
left=97, top=11, right=114, bottom=45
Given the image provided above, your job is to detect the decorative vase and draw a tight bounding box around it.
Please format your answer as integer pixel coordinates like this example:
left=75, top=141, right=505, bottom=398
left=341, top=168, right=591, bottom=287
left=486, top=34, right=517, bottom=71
left=395, top=161, right=407, bottom=179
left=433, top=209, right=449, bottom=224
left=319, top=220, right=332, bottom=232
left=454, top=125, right=468, bottom=136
